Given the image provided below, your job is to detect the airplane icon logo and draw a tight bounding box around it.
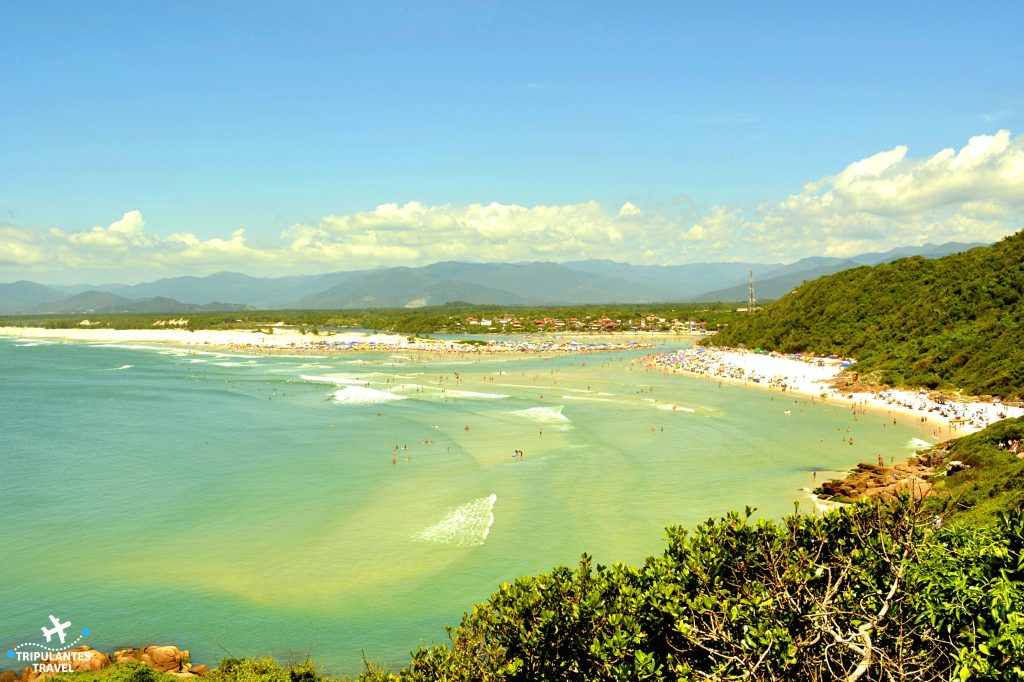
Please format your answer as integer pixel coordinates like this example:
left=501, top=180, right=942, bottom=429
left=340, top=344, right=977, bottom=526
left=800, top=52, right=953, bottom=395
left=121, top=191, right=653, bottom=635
left=40, top=615, right=71, bottom=644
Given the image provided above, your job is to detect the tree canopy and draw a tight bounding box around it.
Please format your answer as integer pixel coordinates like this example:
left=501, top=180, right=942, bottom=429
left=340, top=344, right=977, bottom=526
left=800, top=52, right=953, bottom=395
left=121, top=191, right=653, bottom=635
left=397, top=496, right=1024, bottom=681
left=707, top=230, right=1024, bottom=399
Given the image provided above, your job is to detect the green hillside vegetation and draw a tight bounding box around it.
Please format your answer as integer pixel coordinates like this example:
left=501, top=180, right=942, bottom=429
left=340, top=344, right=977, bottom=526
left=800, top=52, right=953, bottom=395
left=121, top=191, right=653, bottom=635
left=924, top=416, right=1024, bottom=527
left=707, top=230, right=1024, bottom=399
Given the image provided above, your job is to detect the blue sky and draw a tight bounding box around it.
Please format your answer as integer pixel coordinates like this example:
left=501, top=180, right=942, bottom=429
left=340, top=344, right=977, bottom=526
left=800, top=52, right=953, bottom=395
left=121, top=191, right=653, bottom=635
left=2, top=1, right=1023, bottom=283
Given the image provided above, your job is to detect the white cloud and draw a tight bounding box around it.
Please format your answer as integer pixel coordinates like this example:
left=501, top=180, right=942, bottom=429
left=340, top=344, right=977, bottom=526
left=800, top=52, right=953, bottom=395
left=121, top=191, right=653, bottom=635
left=0, top=224, right=46, bottom=265
left=68, top=210, right=150, bottom=248
left=618, top=202, right=642, bottom=217
left=736, top=129, right=1024, bottom=259
left=283, top=200, right=644, bottom=266
left=2, top=130, right=1023, bottom=280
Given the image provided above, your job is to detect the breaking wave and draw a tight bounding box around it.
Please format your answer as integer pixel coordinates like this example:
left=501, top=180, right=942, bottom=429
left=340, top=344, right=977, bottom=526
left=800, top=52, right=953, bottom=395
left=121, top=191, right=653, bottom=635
left=656, top=403, right=695, bottom=412
left=332, top=386, right=408, bottom=404
left=512, top=405, right=571, bottom=423
left=414, top=494, right=497, bottom=547
left=300, top=374, right=370, bottom=386
left=444, top=390, right=510, bottom=399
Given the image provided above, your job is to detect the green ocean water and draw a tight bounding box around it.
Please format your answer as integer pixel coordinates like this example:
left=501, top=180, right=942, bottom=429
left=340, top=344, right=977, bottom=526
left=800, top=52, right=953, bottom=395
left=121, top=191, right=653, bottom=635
left=0, top=337, right=934, bottom=673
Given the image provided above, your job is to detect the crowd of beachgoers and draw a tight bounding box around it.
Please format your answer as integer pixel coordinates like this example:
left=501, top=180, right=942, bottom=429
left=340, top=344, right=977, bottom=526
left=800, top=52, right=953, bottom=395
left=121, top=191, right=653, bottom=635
left=222, top=335, right=654, bottom=354
left=648, top=346, right=1024, bottom=435
left=873, top=388, right=1017, bottom=432
left=647, top=346, right=846, bottom=391
left=6, top=326, right=1022, bottom=435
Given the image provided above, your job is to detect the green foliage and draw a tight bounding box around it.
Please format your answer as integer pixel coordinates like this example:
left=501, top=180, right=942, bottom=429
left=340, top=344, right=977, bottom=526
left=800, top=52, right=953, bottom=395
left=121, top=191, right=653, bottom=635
left=391, top=498, right=1024, bottom=681
left=31, top=657, right=389, bottom=682
left=206, top=657, right=347, bottom=682
left=924, top=417, right=1024, bottom=525
left=206, top=657, right=291, bottom=682
left=707, top=231, right=1024, bottom=398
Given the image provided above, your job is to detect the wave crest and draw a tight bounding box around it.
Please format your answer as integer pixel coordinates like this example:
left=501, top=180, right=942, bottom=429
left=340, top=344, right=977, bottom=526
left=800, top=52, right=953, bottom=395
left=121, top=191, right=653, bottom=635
left=414, top=494, right=497, bottom=547
left=512, top=406, right=570, bottom=423
left=332, top=386, right=408, bottom=404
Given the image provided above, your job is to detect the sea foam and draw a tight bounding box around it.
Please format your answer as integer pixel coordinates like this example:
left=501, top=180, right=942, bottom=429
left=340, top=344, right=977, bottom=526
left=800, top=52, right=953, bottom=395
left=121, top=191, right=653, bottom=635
left=414, top=494, right=497, bottom=547
left=300, top=374, right=370, bottom=386
left=332, top=386, right=408, bottom=404
left=512, top=405, right=571, bottom=423
left=656, top=403, right=695, bottom=412
left=444, top=390, right=510, bottom=400
left=906, top=438, right=933, bottom=449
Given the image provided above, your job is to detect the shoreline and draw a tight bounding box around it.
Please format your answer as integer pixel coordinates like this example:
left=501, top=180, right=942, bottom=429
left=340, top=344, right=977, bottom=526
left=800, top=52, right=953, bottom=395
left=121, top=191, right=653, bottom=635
left=0, top=326, right=660, bottom=355
left=646, top=346, right=1024, bottom=438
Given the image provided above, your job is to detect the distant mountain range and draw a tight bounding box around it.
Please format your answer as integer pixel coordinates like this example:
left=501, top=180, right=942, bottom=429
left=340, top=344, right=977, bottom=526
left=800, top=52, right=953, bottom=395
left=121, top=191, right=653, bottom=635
left=0, top=241, right=985, bottom=315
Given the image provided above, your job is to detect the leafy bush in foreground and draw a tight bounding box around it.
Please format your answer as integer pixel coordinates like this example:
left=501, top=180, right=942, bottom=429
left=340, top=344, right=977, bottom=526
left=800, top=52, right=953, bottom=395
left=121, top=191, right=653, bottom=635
left=397, top=498, right=1024, bottom=681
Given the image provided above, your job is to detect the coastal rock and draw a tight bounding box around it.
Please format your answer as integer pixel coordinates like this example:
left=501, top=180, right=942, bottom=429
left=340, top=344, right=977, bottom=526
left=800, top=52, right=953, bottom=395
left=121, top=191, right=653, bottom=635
left=3, top=645, right=199, bottom=682
left=114, top=646, right=189, bottom=673
left=18, top=647, right=111, bottom=681
left=945, top=460, right=969, bottom=475
left=819, top=457, right=934, bottom=501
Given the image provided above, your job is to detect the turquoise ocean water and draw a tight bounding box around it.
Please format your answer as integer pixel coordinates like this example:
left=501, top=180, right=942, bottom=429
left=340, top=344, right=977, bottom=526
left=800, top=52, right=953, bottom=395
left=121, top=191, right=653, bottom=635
left=0, top=337, right=934, bottom=673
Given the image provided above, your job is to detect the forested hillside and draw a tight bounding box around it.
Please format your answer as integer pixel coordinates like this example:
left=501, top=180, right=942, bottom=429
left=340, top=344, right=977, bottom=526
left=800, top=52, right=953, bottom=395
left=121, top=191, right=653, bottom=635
left=708, top=230, right=1024, bottom=399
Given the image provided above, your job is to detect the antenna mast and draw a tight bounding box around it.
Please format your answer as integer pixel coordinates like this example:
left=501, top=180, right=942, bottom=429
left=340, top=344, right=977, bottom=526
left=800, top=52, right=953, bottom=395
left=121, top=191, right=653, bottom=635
left=747, top=271, right=756, bottom=313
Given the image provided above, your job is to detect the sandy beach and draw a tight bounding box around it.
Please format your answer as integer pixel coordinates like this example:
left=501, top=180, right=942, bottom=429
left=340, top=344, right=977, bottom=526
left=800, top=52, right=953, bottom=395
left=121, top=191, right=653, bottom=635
left=647, top=346, right=1024, bottom=437
left=0, top=326, right=652, bottom=355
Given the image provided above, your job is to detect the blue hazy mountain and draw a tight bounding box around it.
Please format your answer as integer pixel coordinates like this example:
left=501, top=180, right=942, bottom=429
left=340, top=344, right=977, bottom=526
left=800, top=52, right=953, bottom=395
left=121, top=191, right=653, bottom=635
left=24, top=290, right=251, bottom=314
left=0, top=241, right=988, bottom=313
left=0, top=280, right=64, bottom=314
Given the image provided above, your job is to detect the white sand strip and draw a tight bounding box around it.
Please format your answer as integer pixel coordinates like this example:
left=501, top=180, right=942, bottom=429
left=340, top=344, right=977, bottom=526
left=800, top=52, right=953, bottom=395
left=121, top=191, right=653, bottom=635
left=0, top=326, right=652, bottom=355
left=648, top=346, right=1023, bottom=436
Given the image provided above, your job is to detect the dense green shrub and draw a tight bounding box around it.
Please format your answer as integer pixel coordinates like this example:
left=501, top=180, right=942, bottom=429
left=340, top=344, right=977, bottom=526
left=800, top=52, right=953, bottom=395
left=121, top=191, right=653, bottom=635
left=394, top=498, right=1024, bottom=681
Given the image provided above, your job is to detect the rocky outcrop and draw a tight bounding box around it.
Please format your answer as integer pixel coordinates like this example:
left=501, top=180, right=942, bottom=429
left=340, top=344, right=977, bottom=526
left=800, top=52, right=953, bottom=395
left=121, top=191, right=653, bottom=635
left=114, top=646, right=191, bottom=673
left=818, top=457, right=935, bottom=502
left=2, top=644, right=202, bottom=682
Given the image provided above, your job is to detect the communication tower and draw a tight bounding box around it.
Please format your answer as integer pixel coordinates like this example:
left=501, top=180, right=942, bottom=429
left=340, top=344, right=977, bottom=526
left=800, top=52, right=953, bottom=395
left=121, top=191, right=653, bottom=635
left=747, top=271, right=756, bottom=313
